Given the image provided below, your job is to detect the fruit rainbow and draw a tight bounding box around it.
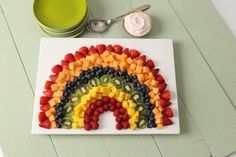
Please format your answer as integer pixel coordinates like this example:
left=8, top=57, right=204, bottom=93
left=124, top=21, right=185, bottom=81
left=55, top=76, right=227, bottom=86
left=38, top=44, right=174, bottom=130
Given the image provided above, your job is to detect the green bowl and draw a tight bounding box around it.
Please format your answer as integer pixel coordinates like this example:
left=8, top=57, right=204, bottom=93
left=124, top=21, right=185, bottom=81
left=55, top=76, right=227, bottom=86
left=33, top=0, right=87, bottom=30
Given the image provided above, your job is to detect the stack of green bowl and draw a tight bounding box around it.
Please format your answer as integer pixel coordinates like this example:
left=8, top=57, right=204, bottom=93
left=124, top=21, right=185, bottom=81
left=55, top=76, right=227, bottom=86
left=33, top=0, right=88, bottom=37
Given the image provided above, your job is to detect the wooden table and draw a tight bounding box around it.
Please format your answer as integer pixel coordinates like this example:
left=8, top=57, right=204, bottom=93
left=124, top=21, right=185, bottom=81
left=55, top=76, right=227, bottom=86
left=0, top=0, right=236, bottom=157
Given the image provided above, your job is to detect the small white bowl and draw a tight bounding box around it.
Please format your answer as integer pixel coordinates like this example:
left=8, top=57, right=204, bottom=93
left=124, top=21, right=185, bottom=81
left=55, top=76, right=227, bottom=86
left=123, top=11, right=152, bottom=37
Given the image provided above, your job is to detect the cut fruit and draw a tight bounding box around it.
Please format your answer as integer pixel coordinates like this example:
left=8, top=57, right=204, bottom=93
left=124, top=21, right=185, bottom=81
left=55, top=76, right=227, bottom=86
left=88, top=78, right=100, bottom=88
left=62, top=120, right=72, bottom=129
left=112, top=77, right=123, bottom=88
left=138, top=119, right=147, bottom=129
left=138, top=105, right=146, bottom=114
left=131, top=92, right=141, bottom=103
left=100, top=75, right=111, bottom=85
left=123, top=83, right=133, bottom=93
left=39, top=119, right=51, bottom=129
left=79, top=85, right=90, bottom=94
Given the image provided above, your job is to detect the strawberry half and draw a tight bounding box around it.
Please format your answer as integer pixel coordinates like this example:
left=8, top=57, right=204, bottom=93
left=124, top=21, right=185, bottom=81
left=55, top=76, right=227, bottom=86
left=64, top=53, right=75, bottom=62
left=122, top=48, right=129, bottom=56
left=39, top=119, right=51, bottom=129
left=96, top=44, right=106, bottom=54
left=61, top=60, right=69, bottom=69
left=40, top=96, right=50, bottom=105
left=162, top=116, right=173, bottom=126
left=74, top=51, right=84, bottom=60
left=113, top=44, right=123, bottom=54
left=51, top=64, right=62, bottom=75
left=49, top=75, right=58, bottom=83
left=89, top=46, right=98, bottom=54
left=79, top=46, right=88, bottom=56
left=106, top=44, right=113, bottom=52
left=44, top=80, right=53, bottom=90
left=40, top=104, right=50, bottom=112
left=88, top=51, right=96, bottom=56
left=155, top=74, right=165, bottom=83
left=137, top=55, right=146, bottom=63
left=151, top=68, right=159, bottom=78
left=158, top=83, right=167, bottom=93
left=160, top=90, right=171, bottom=101
left=38, top=112, right=47, bottom=122
left=130, top=49, right=140, bottom=59
left=43, top=90, right=53, bottom=98
left=160, top=99, right=171, bottom=108
left=162, top=108, right=173, bottom=117
left=145, top=59, right=155, bottom=69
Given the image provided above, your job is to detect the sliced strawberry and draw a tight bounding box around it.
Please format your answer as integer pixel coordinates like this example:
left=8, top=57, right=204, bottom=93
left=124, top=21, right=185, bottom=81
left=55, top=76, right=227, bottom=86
left=96, top=44, right=106, bottom=54
left=61, top=60, right=69, bottom=69
left=122, top=48, right=129, bottom=56
left=88, top=51, right=96, bottom=56
left=155, top=74, right=165, bottom=83
left=64, top=53, right=75, bottom=62
left=44, top=80, right=53, bottom=90
left=158, top=83, right=167, bottom=93
left=43, top=90, right=53, bottom=98
left=162, top=108, right=173, bottom=117
left=40, top=104, right=50, bottom=112
left=145, top=59, right=155, bottom=69
left=39, top=119, right=51, bottom=129
left=151, top=68, right=159, bottom=78
left=113, top=44, right=123, bottom=54
left=160, top=99, right=171, bottom=108
left=49, top=75, right=58, bottom=83
left=74, top=51, right=84, bottom=60
left=160, top=90, right=171, bottom=100
left=40, top=96, right=50, bottom=105
left=38, top=112, right=47, bottom=122
left=106, top=44, right=113, bottom=52
left=136, top=55, right=146, bottom=63
left=79, top=46, right=88, bottom=56
left=162, top=116, right=173, bottom=126
left=130, top=49, right=140, bottom=59
left=51, top=64, right=62, bottom=75
left=89, top=45, right=98, bottom=54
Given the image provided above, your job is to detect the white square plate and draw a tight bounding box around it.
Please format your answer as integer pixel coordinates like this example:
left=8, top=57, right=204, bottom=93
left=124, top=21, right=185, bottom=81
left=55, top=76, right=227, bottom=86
left=32, top=38, right=180, bottom=134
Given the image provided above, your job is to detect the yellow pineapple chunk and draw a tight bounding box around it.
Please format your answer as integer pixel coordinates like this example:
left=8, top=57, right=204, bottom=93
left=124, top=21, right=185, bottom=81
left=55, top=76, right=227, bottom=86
left=72, top=122, right=79, bottom=128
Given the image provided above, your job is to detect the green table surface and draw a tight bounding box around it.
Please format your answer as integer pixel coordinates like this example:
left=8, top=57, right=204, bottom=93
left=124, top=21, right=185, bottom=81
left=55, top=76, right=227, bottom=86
left=0, top=0, right=236, bottom=157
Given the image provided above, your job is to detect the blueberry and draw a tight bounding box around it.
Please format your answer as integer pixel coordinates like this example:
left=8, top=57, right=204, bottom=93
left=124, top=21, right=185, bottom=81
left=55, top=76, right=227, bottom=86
left=118, top=71, right=124, bottom=76
left=104, top=66, right=110, bottom=72
left=152, top=123, right=157, bottom=127
left=63, top=92, right=69, bottom=97
left=147, top=105, right=152, bottom=110
left=98, top=65, right=102, bottom=69
left=109, top=73, right=114, bottom=77
left=91, top=67, right=95, bottom=72
left=61, top=99, right=66, bottom=104
left=147, top=123, right=152, bottom=128
left=90, top=71, right=95, bottom=76
left=124, top=78, right=129, bottom=83
left=98, top=69, right=103, bottom=74
left=149, top=116, right=155, bottom=121
left=150, top=112, right=155, bottom=117
left=114, top=71, right=119, bottom=77
left=57, top=116, right=63, bottom=122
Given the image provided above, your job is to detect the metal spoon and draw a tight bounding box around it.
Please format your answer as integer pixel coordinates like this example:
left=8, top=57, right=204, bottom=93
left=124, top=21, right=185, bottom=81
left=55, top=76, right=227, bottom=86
left=87, top=4, right=151, bottom=33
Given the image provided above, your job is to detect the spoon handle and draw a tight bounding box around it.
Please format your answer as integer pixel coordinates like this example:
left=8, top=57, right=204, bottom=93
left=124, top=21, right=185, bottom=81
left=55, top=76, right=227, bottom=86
left=112, top=4, right=151, bottom=21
